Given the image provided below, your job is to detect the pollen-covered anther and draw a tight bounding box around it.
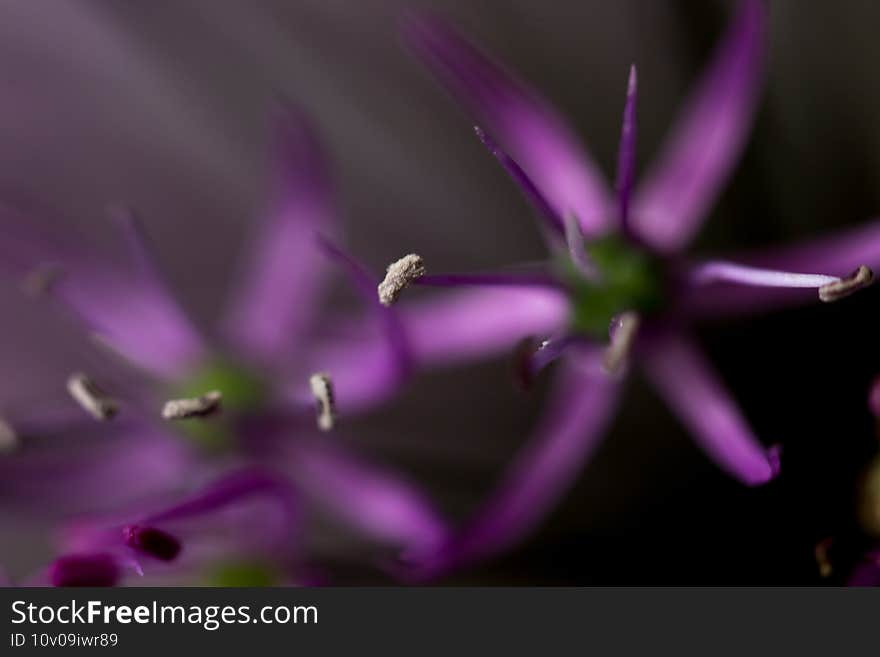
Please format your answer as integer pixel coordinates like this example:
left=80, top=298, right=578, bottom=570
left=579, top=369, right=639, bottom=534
left=818, top=265, right=873, bottom=302
left=66, top=373, right=118, bottom=421
left=0, top=417, right=18, bottom=453
left=309, top=372, right=336, bottom=431
left=161, top=390, right=222, bottom=420
left=603, top=312, right=640, bottom=374
left=377, top=254, right=425, bottom=306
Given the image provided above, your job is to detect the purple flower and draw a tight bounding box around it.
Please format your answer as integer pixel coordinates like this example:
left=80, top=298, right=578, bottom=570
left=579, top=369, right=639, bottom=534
left=353, top=0, right=880, bottom=575
left=42, top=468, right=301, bottom=586
left=0, top=104, right=445, bottom=584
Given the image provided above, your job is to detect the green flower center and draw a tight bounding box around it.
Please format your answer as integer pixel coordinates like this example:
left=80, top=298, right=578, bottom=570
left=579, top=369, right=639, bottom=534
left=169, top=360, right=270, bottom=451
left=563, top=236, right=666, bottom=338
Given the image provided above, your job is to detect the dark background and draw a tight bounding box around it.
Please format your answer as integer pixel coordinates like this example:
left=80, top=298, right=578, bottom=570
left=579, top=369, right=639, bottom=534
left=0, top=0, right=879, bottom=584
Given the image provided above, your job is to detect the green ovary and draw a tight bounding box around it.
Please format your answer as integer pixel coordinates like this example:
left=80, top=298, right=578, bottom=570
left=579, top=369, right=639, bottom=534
left=169, top=360, right=270, bottom=451
left=564, top=235, right=666, bottom=338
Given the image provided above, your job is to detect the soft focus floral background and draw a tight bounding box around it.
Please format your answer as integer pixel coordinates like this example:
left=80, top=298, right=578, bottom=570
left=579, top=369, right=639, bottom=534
left=1, top=0, right=879, bottom=583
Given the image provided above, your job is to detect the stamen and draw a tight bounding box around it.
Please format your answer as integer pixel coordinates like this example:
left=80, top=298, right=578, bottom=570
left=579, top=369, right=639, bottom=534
left=563, top=213, right=600, bottom=280
left=378, top=254, right=425, bottom=306
left=818, top=265, right=873, bottom=302
left=603, top=312, right=640, bottom=374
left=66, top=373, right=118, bottom=421
left=122, top=525, right=182, bottom=562
left=0, top=417, right=17, bottom=453
left=309, top=372, right=336, bottom=431
left=49, top=553, right=119, bottom=587
left=692, top=261, right=874, bottom=302
left=161, top=390, right=222, bottom=420
left=21, top=263, right=62, bottom=297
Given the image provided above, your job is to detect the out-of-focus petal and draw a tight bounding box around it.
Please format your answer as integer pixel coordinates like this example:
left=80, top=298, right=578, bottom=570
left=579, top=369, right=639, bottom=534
left=616, top=65, right=639, bottom=236
left=286, top=440, right=447, bottom=553
left=221, top=104, right=336, bottom=365
left=304, top=286, right=570, bottom=412
left=642, top=332, right=779, bottom=486
left=0, top=203, right=205, bottom=378
left=632, top=0, right=766, bottom=252
left=404, top=13, right=612, bottom=235
left=681, top=219, right=880, bottom=318
left=404, top=287, right=570, bottom=366
left=0, top=420, right=194, bottom=514
left=415, top=351, right=619, bottom=577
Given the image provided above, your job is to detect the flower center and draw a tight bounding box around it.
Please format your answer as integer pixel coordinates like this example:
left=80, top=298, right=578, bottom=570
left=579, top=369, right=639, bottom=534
left=562, top=235, right=666, bottom=337
left=169, top=360, right=269, bottom=451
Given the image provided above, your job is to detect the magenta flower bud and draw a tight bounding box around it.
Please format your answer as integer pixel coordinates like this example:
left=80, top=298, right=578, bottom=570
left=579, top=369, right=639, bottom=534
left=49, top=553, right=119, bottom=587
left=123, top=525, right=182, bottom=562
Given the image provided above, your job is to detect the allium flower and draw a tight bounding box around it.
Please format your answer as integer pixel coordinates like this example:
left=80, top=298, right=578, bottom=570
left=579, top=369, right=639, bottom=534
left=0, top=105, right=445, bottom=584
left=347, top=0, right=880, bottom=575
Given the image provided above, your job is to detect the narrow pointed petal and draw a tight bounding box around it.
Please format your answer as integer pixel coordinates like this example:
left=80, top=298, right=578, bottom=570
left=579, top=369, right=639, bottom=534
left=221, top=104, right=336, bottom=364
left=473, top=126, right=564, bottom=234
left=286, top=441, right=448, bottom=553
left=417, top=271, right=563, bottom=290
left=633, top=0, right=766, bottom=252
left=683, top=219, right=880, bottom=317
left=0, top=203, right=205, bottom=377
left=642, top=333, right=779, bottom=486
left=405, top=13, right=612, bottom=235
left=616, top=65, right=638, bottom=236
left=416, top=352, right=618, bottom=576
left=869, top=376, right=880, bottom=417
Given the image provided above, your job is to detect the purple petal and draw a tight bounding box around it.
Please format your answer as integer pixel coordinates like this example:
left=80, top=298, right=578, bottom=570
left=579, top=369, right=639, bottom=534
left=0, top=203, right=205, bottom=378
left=632, top=0, right=766, bottom=252
left=304, top=286, right=570, bottom=412
left=642, top=333, right=778, bottom=486
left=221, top=104, right=336, bottom=364
left=682, top=219, right=880, bottom=317
left=405, top=13, right=612, bottom=235
left=417, top=271, right=563, bottom=290
left=869, top=376, right=880, bottom=417
left=472, top=126, right=564, bottom=234
left=616, top=65, right=638, bottom=236
left=0, top=418, right=194, bottom=513
left=417, top=352, right=619, bottom=576
left=286, top=441, right=448, bottom=553
left=403, top=287, right=570, bottom=367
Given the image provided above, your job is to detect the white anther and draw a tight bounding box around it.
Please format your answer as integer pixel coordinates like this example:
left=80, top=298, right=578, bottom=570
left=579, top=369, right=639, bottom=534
left=161, top=391, right=222, bottom=420
left=0, top=417, right=18, bottom=453
left=603, top=312, right=640, bottom=374
left=67, top=373, right=118, bottom=421
left=377, top=254, right=425, bottom=306
left=309, top=372, right=336, bottom=432
left=818, top=265, right=873, bottom=302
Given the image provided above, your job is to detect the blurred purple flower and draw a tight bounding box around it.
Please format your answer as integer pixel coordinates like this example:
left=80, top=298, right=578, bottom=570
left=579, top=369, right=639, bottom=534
left=361, top=0, right=880, bottom=575
left=0, top=105, right=446, bottom=585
